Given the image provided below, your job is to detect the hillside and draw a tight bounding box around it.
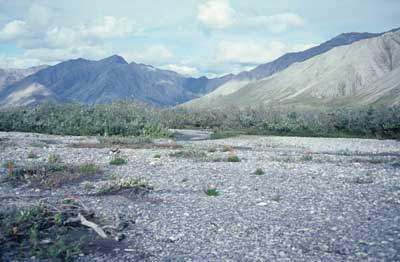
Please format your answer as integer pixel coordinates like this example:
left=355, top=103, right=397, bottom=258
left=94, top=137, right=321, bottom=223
left=0, top=65, right=47, bottom=91
left=185, top=30, right=400, bottom=109
left=0, top=56, right=232, bottom=107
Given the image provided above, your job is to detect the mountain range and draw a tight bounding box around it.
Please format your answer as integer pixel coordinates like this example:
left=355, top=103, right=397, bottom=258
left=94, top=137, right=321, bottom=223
left=0, top=27, right=399, bottom=108
left=186, top=30, right=400, bottom=109
left=0, top=65, right=47, bottom=91
left=0, top=56, right=234, bottom=107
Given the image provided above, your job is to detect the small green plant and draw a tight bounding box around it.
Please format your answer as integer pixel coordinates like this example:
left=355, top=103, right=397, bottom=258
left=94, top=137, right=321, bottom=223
left=222, top=145, right=233, bottom=152
left=48, top=154, right=61, bottom=163
left=352, top=174, right=374, bottom=184
left=337, top=149, right=352, bottom=156
left=154, top=154, right=161, bottom=159
left=227, top=155, right=240, bottom=162
left=208, top=147, right=217, bottom=153
left=0, top=202, right=87, bottom=261
left=27, top=151, right=39, bottom=159
left=96, top=177, right=151, bottom=195
left=271, top=195, right=282, bottom=202
left=169, top=150, right=207, bottom=159
left=82, top=182, right=96, bottom=191
left=205, top=188, right=219, bottom=197
left=110, top=158, right=127, bottom=166
left=254, top=168, right=265, bottom=176
left=3, top=160, right=15, bottom=169
left=300, top=154, right=313, bottom=161
left=75, top=163, right=99, bottom=174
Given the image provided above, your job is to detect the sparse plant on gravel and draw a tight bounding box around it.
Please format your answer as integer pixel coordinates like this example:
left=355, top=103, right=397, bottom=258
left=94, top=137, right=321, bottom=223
left=110, top=158, right=127, bottom=166
left=0, top=200, right=96, bottom=261
left=96, top=177, right=151, bottom=195
left=208, top=147, right=217, bottom=153
left=48, top=154, right=61, bottom=163
left=1, top=162, right=101, bottom=188
left=169, top=150, right=207, bottom=159
left=337, top=149, right=352, bottom=156
left=27, top=151, right=39, bottom=159
left=227, top=151, right=240, bottom=162
left=300, top=153, right=313, bottom=161
left=204, top=184, right=219, bottom=197
left=351, top=173, right=375, bottom=184
left=154, top=154, right=161, bottom=159
left=271, top=195, right=282, bottom=202
left=222, top=145, right=233, bottom=152
left=254, top=168, right=265, bottom=176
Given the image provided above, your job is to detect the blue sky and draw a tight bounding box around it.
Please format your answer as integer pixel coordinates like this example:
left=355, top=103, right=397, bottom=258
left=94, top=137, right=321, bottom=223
left=0, top=0, right=399, bottom=76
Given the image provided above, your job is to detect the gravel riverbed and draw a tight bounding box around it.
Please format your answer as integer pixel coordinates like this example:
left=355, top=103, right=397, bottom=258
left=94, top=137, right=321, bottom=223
left=0, top=131, right=399, bottom=261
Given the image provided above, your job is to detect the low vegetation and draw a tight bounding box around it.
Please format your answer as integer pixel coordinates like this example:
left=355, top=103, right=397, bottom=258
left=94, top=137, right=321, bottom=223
left=109, top=158, right=127, bottom=166
left=27, top=150, right=39, bottom=159
left=226, top=151, right=241, bottom=162
left=169, top=150, right=207, bottom=159
left=2, top=162, right=101, bottom=188
left=204, top=184, right=219, bottom=197
left=0, top=199, right=100, bottom=261
left=48, top=154, right=61, bottom=163
left=1, top=103, right=399, bottom=139
left=95, top=177, right=152, bottom=196
left=253, top=168, right=265, bottom=176
left=70, top=136, right=182, bottom=149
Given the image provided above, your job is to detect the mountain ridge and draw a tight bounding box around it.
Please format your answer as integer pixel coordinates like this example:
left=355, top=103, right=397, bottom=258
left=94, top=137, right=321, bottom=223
left=185, top=30, right=400, bottom=109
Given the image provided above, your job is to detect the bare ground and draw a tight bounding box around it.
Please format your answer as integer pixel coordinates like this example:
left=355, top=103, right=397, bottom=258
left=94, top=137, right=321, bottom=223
left=0, top=131, right=399, bottom=261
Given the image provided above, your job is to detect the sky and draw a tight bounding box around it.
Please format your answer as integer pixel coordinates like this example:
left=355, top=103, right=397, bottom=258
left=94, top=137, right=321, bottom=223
left=0, top=0, right=399, bottom=77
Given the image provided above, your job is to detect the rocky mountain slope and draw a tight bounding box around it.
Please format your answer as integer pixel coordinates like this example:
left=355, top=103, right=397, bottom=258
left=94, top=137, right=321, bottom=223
left=0, top=65, right=47, bottom=91
left=0, top=56, right=232, bottom=107
left=197, top=28, right=399, bottom=102
left=186, top=30, right=400, bottom=109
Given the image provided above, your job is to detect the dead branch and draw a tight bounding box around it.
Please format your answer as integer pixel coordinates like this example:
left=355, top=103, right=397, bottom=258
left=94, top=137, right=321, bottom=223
left=77, top=213, right=108, bottom=239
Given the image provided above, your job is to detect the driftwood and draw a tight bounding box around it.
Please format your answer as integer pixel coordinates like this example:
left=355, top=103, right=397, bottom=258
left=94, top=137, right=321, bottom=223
left=77, top=213, right=108, bottom=238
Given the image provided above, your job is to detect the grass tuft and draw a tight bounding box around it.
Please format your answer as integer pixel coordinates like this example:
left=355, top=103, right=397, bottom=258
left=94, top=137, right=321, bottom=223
left=109, top=158, right=127, bottom=166
left=48, top=154, right=61, bottom=164
left=27, top=151, right=39, bottom=159
left=253, top=168, right=265, bottom=175
left=205, top=187, right=219, bottom=197
left=227, top=155, right=240, bottom=162
left=95, top=177, right=151, bottom=195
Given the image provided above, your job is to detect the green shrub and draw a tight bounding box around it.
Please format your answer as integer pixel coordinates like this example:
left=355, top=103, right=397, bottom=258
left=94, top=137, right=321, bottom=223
left=253, top=168, right=265, bottom=175
left=0, top=103, right=399, bottom=139
left=205, top=187, right=219, bottom=197
left=227, top=155, right=240, bottom=162
left=109, top=158, right=127, bottom=166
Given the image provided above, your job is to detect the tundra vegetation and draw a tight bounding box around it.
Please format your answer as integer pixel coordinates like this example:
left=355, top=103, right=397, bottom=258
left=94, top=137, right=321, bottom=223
left=0, top=102, right=399, bottom=139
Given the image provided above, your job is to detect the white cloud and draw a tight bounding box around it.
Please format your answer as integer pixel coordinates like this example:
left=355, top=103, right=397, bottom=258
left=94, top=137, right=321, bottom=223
left=197, top=1, right=304, bottom=33
left=216, top=40, right=315, bottom=65
left=123, top=45, right=174, bottom=64
left=242, top=13, right=305, bottom=33
left=0, top=20, right=29, bottom=41
left=23, top=45, right=112, bottom=63
left=197, top=0, right=235, bottom=29
left=0, top=15, right=135, bottom=66
left=0, top=55, right=43, bottom=69
left=160, top=64, right=199, bottom=76
left=81, top=16, right=134, bottom=39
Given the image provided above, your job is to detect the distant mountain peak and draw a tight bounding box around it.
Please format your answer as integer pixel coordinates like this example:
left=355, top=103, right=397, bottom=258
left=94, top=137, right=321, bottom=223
left=100, top=55, right=128, bottom=65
